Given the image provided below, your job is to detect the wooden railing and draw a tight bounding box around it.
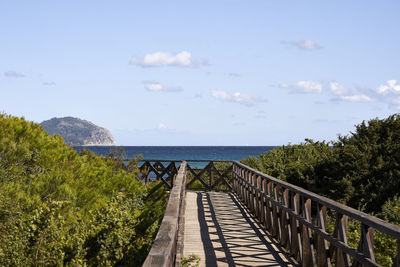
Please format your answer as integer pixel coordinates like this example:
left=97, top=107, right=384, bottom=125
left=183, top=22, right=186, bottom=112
left=137, top=159, right=232, bottom=190
left=232, top=161, right=400, bottom=267
left=143, top=161, right=188, bottom=267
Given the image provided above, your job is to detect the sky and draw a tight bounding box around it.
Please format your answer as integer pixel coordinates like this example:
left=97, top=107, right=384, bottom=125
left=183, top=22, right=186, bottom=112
left=1, top=0, right=400, bottom=145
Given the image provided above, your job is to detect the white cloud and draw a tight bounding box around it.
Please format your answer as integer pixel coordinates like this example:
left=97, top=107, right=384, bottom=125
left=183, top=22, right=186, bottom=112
left=144, top=82, right=182, bottom=92
left=255, top=115, right=267, bottom=119
left=158, top=123, right=167, bottom=130
left=285, top=40, right=322, bottom=51
left=328, top=82, right=374, bottom=102
left=295, top=81, right=323, bottom=93
left=280, top=80, right=378, bottom=104
left=279, top=81, right=322, bottom=93
left=43, top=82, right=56, bottom=86
left=228, top=72, right=241, bottom=77
left=278, top=83, right=290, bottom=89
left=233, top=122, right=247, bottom=126
left=130, top=51, right=206, bottom=67
left=4, top=70, right=25, bottom=78
left=376, top=80, right=400, bottom=95
left=329, top=82, right=348, bottom=96
left=339, top=94, right=373, bottom=102
left=211, top=89, right=266, bottom=105
left=375, top=80, right=400, bottom=109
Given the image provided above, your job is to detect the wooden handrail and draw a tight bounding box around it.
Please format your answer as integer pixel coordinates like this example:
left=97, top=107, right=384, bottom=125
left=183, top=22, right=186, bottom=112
left=125, top=159, right=231, bottom=162
left=143, top=161, right=188, bottom=267
left=138, top=160, right=233, bottom=191
left=232, top=161, right=400, bottom=267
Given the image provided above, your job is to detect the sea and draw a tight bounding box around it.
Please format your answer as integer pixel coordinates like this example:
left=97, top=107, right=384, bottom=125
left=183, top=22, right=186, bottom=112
left=74, top=146, right=276, bottom=163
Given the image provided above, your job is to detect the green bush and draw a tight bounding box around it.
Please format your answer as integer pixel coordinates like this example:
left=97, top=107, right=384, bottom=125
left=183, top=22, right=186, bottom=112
left=243, top=114, right=400, bottom=214
left=333, top=115, right=400, bottom=213
left=241, top=139, right=353, bottom=204
left=0, top=114, right=167, bottom=266
left=242, top=114, right=400, bottom=264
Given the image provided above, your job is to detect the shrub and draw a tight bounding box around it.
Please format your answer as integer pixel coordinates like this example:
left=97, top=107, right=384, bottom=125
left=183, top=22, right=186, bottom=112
left=0, top=114, right=167, bottom=266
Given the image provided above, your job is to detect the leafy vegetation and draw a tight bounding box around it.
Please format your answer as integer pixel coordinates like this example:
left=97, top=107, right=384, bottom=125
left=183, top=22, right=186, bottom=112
left=0, top=114, right=167, bottom=266
left=241, top=139, right=354, bottom=204
left=243, top=114, right=400, bottom=217
left=181, top=254, right=201, bottom=267
left=242, top=114, right=400, bottom=265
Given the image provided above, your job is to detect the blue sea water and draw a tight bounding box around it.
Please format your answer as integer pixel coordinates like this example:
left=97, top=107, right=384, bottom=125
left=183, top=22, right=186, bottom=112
left=74, top=146, right=275, bottom=162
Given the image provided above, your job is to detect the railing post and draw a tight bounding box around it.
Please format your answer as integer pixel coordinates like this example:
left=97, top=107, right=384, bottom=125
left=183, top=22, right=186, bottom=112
left=395, top=239, right=400, bottom=267
left=263, top=178, right=272, bottom=232
left=336, top=213, right=350, bottom=267
left=291, top=192, right=302, bottom=261
left=302, top=198, right=316, bottom=267
left=267, top=182, right=278, bottom=238
left=361, top=223, right=375, bottom=264
left=244, top=170, right=251, bottom=209
left=250, top=172, right=255, bottom=213
left=209, top=162, right=214, bottom=188
left=145, top=164, right=150, bottom=184
left=316, top=204, right=331, bottom=267
left=281, top=188, right=290, bottom=249
left=256, top=175, right=262, bottom=221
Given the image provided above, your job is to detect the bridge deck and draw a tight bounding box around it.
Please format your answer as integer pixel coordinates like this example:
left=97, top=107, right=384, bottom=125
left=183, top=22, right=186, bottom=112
left=183, top=191, right=294, bottom=267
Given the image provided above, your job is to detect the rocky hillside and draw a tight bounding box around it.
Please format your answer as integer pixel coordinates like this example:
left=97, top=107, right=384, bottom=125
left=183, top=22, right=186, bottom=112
left=40, top=117, right=116, bottom=146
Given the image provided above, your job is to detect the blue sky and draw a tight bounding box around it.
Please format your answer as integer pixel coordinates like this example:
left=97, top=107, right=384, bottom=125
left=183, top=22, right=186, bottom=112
left=1, top=0, right=400, bottom=145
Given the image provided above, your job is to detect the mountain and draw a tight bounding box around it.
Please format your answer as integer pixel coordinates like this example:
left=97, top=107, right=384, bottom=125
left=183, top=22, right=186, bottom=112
left=40, top=117, right=116, bottom=146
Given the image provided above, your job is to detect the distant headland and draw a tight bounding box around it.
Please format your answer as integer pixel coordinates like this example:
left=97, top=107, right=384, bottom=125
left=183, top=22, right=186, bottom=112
left=40, top=117, right=116, bottom=146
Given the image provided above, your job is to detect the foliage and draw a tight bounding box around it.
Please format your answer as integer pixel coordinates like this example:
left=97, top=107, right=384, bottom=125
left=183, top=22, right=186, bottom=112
left=242, top=139, right=353, bottom=204
left=243, top=114, right=400, bottom=215
left=380, top=195, right=400, bottom=225
left=242, top=114, right=400, bottom=263
left=346, top=218, right=397, bottom=266
left=181, top=254, right=201, bottom=267
left=333, top=114, right=400, bottom=213
left=0, top=114, right=167, bottom=266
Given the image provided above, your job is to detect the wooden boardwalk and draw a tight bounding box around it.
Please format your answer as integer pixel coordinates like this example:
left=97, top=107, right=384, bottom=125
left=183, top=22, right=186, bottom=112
left=183, top=191, right=294, bottom=267
left=143, top=160, right=400, bottom=267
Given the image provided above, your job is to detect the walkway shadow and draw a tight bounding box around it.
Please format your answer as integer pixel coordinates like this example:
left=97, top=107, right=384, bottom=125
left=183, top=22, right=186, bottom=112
left=195, top=191, right=295, bottom=267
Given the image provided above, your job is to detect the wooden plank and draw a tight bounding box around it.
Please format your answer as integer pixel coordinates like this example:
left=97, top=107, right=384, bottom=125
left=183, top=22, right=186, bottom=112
left=317, top=204, right=332, bottom=267
left=302, top=198, right=316, bottom=267
left=250, top=172, right=256, bottom=214
left=361, top=224, right=375, bottom=263
left=291, top=193, right=302, bottom=261
left=246, top=170, right=251, bottom=210
left=260, top=178, right=266, bottom=226
left=264, top=178, right=272, bottom=232
left=183, top=191, right=295, bottom=266
left=336, top=214, right=351, bottom=267
left=273, top=184, right=281, bottom=239
left=209, top=162, right=214, bottom=187
left=256, top=175, right=261, bottom=221
left=270, top=182, right=279, bottom=238
left=281, top=188, right=290, bottom=249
